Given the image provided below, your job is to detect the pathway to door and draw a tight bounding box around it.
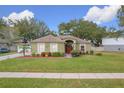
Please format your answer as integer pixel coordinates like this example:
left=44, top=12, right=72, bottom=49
left=0, top=72, right=124, bottom=79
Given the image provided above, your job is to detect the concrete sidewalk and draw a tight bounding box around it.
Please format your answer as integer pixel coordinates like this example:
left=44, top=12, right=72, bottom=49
left=0, top=53, right=23, bottom=61
left=0, top=72, right=124, bottom=79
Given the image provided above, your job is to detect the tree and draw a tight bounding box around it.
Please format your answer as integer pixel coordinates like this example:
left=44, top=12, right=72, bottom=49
left=117, top=6, right=124, bottom=28
left=115, top=5, right=124, bottom=37
left=10, top=17, right=54, bottom=56
left=0, top=18, right=17, bottom=50
left=51, top=31, right=57, bottom=36
left=12, top=18, right=37, bottom=41
left=105, top=27, right=123, bottom=38
left=59, top=19, right=107, bottom=46
left=12, top=18, right=52, bottom=41
left=0, top=18, right=15, bottom=41
left=0, top=18, right=6, bottom=29
left=34, top=21, right=51, bottom=39
left=0, top=18, right=6, bottom=39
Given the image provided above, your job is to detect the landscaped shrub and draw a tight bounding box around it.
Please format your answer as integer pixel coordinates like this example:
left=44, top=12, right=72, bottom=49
left=85, top=51, right=89, bottom=55
left=72, top=51, right=80, bottom=57
left=95, top=53, right=102, bottom=56
left=52, top=52, right=64, bottom=57
left=80, top=51, right=86, bottom=55
left=31, top=51, right=36, bottom=56
left=41, top=52, right=45, bottom=57
left=48, top=52, right=51, bottom=57
left=45, top=52, right=49, bottom=57
left=89, top=50, right=94, bottom=55
left=36, top=54, right=40, bottom=57
left=32, top=53, right=36, bottom=56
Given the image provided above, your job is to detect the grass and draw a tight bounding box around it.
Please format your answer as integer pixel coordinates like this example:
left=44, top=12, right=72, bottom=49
left=0, top=78, right=124, bottom=88
left=0, top=52, right=124, bottom=72
left=0, top=52, right=16, bottom=56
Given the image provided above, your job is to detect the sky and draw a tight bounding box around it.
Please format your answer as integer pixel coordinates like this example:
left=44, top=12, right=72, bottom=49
left=0, top=5, right=121, bottom=32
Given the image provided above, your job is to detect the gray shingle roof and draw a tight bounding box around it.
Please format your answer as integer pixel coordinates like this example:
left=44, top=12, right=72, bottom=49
left=32, top=35, right=90, bottom=44
left=58, top=35, right=90, bottom=44
left=32, top=35, right=64, bottom=43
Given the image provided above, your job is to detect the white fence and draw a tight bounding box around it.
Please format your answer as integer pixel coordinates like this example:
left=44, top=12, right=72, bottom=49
left=91, top=47, right=104, bottom=52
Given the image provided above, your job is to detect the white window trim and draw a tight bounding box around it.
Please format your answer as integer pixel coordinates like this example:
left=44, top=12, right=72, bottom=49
left=37, top=43, right=45, bottom=54
left=79, top=44, right=86, bottom=52
left=73, top=40, right=76, bottom=50
left=50, top=43, right=58, bottom=52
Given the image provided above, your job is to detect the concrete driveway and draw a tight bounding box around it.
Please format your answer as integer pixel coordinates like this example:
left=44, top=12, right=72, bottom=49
left=0, top=53, right=23, bottom=61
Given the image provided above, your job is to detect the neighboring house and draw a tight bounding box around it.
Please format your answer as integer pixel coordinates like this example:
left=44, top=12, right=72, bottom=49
left=31, top=35, right=91, bottom=54
left=0, top=39, right=8, bottom=48
left=14, top=40, right=31, bottom=54
left=102, top=37, right=124, bottom=51
left=0, top=39, right=18, bottom=51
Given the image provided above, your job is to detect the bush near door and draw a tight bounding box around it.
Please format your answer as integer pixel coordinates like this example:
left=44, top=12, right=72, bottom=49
left=51, top=52, right=64, bottom=57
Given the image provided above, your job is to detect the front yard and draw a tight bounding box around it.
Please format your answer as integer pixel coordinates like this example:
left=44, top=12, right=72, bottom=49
left=0, top=52, right=124, bottom=88
left=0, top=52, right=124, bottom=73
left=0, top=78, right=124, bottom=88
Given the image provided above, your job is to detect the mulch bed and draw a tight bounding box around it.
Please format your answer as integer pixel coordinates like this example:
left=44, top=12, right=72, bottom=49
left=18, top=56, right=64, bottom=58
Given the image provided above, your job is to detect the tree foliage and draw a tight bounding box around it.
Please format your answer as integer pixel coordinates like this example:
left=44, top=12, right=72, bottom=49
left=0, top=18, right=6, bottom=39
left=59, top=19, right=107, bottom=46
left=117, top=5, right=124, bottom=27
left=34, top=21, right=52, bottom=39
left=12, top=18, right=52, bottom=41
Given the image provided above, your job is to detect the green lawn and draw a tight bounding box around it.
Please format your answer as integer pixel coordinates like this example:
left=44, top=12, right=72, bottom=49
left=0, top=52, right=124, bottom=72
left=0, top=52, right=16, bottom=56
left=0, top=78, right=124, bottom=88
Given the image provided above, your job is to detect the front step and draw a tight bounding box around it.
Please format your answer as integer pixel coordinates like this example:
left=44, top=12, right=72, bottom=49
left=65, top=53, right=72, bottom=58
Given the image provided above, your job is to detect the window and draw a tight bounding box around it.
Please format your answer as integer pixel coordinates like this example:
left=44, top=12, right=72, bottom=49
left=80, top=44, right=85, bottom=52
left=81, top=46, right=84, bottom=51
left=37, top=43, right=45, bottom=53
left=50, top=43, right=58, bottom=52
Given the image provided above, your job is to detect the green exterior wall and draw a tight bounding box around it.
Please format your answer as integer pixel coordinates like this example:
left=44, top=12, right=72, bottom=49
left=31, top=42, right=91, bottom=54
left=85, top=43, right=91, bottom=52
left=31, top=42, right=65, bottom=53
left=45, top=43, right=50, bottom=52
left=31, top=43, right=37, bottom=53
left=73, top=43, right=91, bottom=53
left=58, top=43, right=65, bottom=53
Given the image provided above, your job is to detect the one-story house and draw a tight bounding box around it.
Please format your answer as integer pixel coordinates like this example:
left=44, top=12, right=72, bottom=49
left=31, top=35, right=91, bottom=54
left=102, top=37, right=124, bottom=51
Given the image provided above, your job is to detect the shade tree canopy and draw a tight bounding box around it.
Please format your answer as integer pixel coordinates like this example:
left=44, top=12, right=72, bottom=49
left=9, top=17, right=55, bottom=41
left=58, top=19, right=107, bottom=46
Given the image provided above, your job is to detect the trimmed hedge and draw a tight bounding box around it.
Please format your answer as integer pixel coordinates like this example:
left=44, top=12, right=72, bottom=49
left=96, top=53, right=102, bottom=56
left=52, top=52, right=64, bottom=57
left=32, top=52, right=64, bottom=57
left=72, top=51, right=80, bottom=57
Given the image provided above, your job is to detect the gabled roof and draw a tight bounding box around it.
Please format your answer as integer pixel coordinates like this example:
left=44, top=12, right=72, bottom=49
left=32, top=35, right=64, bottom=43
left=58, top=35, right=90, bottom=44
left=32, top=35, right=91, bottom=44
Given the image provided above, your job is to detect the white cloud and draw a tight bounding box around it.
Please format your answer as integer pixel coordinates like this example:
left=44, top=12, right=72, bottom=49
left=83, top=5, right=121, bottom=24
left=3, top=10, right=34, bottom=24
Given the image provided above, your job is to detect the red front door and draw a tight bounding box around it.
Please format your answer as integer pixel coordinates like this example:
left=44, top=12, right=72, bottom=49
left=65, top=45, right=73, bottom=54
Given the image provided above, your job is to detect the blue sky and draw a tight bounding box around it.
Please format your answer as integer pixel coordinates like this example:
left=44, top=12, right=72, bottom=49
left=0, top=5, right=120, bottom=32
